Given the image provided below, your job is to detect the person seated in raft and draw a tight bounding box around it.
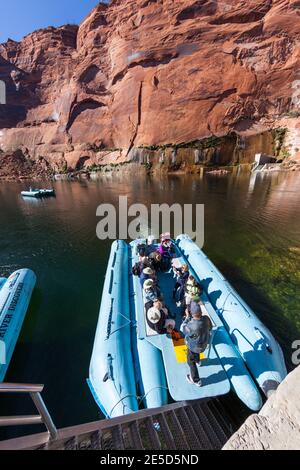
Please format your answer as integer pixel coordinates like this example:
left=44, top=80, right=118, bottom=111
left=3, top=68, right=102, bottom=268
left=172, top=263, right=190, bottom=306
left=148, top=251, right=162, bottom=272
left=184, top=275, right=203, bottom=307
left=140, top=255, right=151, bottom=269
left=158, top=234, right=176, bottom=271
left=143, top=279, right=162, bottom=306
left=140, top=267, right=157, bottom=288
left=137, top=242, right=148, bottom=257
left=132, top=255, right=150, bottom=277
left=146, top=235, right=157, bottom=256
left=146, top=300, right=176, bottom=335
left=133, top=255, right=151, bottom=276
left=180, top=301, right=212, bottom=387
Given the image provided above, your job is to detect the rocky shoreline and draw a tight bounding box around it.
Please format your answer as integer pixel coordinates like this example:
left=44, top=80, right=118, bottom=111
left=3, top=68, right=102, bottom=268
left=1, top=151, right=299, bottom=182
left=1, top=154, right=299, bottom=182
left=223, top=365, right=300, bottom=450
left=1, top=125, right=300, bottom=181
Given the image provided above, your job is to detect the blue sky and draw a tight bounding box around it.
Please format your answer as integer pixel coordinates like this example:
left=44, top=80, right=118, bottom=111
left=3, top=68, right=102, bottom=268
left=0, top=1, right=107, bottom=44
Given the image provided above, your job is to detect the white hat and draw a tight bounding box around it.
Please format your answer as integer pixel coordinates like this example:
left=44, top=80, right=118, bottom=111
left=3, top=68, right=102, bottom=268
left=147, top=307, right=161, bottom=324
left=143, top=279, right=154, bottom=289
left=161, top=232, right=171, bottom=241
left=148, top=235, right=156, bottom=245
left=164, top=319, right=176, bottom=330
left=143, top=267, right=154, bottom=275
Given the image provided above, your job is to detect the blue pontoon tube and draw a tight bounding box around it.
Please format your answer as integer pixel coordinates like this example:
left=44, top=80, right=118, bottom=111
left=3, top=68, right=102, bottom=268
left=176, top=234, right=287, bottom=398
left=88, top=241, right=139, bottom=418
left=0, top=269, right=36, bottom=381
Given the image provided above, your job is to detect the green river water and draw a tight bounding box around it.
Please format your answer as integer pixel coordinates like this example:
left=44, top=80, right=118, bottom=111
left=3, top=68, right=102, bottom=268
left=0, top=170, right=300, bottom=435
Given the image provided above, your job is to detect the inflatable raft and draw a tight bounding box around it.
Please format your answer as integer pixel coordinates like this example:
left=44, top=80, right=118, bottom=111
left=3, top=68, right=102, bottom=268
left=0, top=269, right=36, bottom=381
left=89, top=236, right=287, bottom=418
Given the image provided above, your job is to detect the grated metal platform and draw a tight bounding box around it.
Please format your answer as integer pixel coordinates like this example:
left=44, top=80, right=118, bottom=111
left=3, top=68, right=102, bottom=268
left=2, top=399, right=235, bottom=451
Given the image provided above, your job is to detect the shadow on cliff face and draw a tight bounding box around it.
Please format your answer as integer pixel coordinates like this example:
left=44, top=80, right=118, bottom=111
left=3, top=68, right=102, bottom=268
left=210, top=0, right=272, bottom=25
left=0, top=104, right=27, bottom=128
left=66, top=99, right=105, bottom=132
left=0, top=55, right=41, bottom=109
left=176, top=0, right=217, bottom=23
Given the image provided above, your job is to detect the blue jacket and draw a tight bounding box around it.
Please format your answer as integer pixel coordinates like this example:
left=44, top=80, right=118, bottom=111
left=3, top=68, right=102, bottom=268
left=180, top=316, right=212, bottom=354
left=140, top=272, right=151, bottom=288
left=176, top=270, right=189, bottom=286
left=144, top=287, right=161, bottom=303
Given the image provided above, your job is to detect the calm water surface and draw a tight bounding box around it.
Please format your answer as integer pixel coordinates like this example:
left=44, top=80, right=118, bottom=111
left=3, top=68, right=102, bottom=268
left=0, top=171, right=300, bottom=434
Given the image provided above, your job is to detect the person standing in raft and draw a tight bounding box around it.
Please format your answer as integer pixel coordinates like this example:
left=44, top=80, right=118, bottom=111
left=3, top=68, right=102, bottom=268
left=173, top=263, right=190, bottom=306
left=184, top=275, right=202, bottom=307
left=180, top=301, right=212, bottom=387
left=146, top=300, right=176, bottom=335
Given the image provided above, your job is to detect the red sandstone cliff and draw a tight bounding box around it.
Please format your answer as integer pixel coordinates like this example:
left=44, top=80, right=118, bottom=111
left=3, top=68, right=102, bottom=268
left=0, top=0, right=300, bottom=172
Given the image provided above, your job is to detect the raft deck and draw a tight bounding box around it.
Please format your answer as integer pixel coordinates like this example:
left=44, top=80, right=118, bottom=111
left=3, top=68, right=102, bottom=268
left=131, top=241, right=230, bottom=402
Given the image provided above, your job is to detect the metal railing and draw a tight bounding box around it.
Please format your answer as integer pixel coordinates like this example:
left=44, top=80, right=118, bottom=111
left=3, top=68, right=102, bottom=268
left=0, top=383, right=58, bottom=440
left=0, top=397, right=234, bottom=450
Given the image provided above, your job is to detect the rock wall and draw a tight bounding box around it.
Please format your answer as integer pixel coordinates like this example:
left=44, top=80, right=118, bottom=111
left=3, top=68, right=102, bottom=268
left=1, top=0, right=300, bottom=173
left=0, top=149, right=52, bottom=180
left=223, top=366, right=300, bottom=450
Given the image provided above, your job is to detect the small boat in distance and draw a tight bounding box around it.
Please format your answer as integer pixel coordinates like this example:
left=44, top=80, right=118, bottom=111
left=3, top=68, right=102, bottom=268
left=38, top=189, right=56, bottom=197
left=21, top=188, right=55, bottom=198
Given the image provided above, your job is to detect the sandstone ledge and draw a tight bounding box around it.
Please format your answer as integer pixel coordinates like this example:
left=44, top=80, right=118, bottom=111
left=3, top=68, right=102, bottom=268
left=223, top=366, right=300, bottom=450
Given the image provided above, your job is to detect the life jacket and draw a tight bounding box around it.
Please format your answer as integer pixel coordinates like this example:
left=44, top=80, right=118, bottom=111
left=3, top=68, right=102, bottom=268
left=186, top=280, right=201, bottom=298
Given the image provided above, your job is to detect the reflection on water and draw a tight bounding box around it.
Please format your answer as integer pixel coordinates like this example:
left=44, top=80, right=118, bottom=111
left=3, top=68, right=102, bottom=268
left=0, top=171, right=300, bottom=431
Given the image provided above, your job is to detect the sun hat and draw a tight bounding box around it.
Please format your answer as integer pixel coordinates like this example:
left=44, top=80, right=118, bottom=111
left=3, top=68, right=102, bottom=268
left=147, top=307, right=161, bottom=324
left=143, top=279, right=154, bottom=289
left=161, top=232, right=171, bottom=242
left=148, top=235, right=156, bottom=245
left=143, top=267, right=154, bottom=275
left=164, top=319, right=175, bottom=330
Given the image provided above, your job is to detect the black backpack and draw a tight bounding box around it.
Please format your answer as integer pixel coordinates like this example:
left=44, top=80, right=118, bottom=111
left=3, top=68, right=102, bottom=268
left=132, top=263, right=141, bottom=276
left=137, top=243, right=147, bottom=256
